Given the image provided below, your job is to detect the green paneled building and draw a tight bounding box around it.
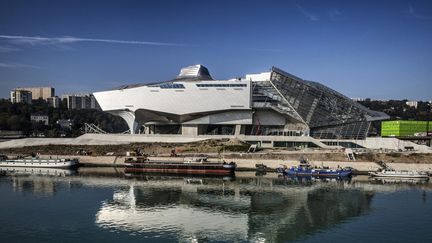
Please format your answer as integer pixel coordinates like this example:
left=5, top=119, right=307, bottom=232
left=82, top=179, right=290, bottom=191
left=381, top=120, right=431, bottom=137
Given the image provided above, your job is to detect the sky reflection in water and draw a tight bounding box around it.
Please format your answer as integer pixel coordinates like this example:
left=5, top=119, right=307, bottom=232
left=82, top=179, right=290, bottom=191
left=0, top=169, right=431, bottom=243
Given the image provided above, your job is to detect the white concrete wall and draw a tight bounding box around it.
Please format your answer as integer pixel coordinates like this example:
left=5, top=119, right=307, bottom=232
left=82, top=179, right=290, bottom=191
left=350, top=137, right=431, bottom=151
left=94, top=80, right=251, bottom=116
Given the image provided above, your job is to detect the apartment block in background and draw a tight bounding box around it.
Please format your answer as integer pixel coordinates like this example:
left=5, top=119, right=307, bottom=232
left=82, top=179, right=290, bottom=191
left=62, top=93, right=101, bottom=110
left=16, top=87, right=54, bottom=101
left=47, top=96, right=61, bottom=108
left=10, top=89, right=32, bottom=104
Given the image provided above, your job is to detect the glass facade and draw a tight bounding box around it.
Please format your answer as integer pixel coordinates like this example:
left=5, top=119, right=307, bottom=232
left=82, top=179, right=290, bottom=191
left=198, top=125, right=235, bottom=135
left=251, top=81, right=304, bottom=123
left=147, top=82, right=185, bottom=89
left=273, top=141, right=318, bottom=148
left=262, top=67, right=388, bottom=139
left=150, top=125, right=181, bottom=134
left=310, top=121, right=370, bottom=139
left=247, top=81, right=308, bottom=136
left=159, top=83, right=185, bottom=89
left=196, top=84, right=247, bottom=88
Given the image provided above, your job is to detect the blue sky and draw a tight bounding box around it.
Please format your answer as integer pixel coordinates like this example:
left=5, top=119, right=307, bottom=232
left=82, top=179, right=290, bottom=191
left=0, top=0, right=431, bottom=100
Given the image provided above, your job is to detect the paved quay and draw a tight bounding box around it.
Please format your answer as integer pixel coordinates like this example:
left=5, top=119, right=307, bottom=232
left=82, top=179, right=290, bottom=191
left=1, top=134, right=431, bottom=151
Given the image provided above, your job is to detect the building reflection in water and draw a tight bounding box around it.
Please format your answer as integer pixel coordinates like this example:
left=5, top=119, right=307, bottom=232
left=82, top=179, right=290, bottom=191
left=2, top=168, right=430, bottom=242
left=95, top=175, right=374, bottom=242
left=1, top=167, right=76, bottom=196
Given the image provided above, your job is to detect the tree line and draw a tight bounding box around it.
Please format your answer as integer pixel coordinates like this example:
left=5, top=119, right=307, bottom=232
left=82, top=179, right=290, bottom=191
left=0, top=99, right=127, bottom=137
left=1, top=98, right=430, bottom=138
left=358, top=99, right=432, bottom=120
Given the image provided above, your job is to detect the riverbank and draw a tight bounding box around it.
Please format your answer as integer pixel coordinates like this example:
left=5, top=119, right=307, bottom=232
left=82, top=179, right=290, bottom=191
left=2, top=139, right=432, bottom=174
left=28, top=154, right=432, bottom=174
left=1, top=139, right=432, bottom=163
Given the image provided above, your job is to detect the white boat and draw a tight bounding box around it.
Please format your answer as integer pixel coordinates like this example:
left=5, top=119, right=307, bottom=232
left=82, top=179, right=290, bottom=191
left=369, top=169, right=429, bottom=179
left=369, top=160, right=429, bottom=179
left=0, top=156, right=79, bottom=169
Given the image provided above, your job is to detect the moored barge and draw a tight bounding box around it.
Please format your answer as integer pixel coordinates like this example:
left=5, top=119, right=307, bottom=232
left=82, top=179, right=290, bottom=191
left=276, top=158, right=353, bottom=177
left=0, top=155, right=79, bottom=169
left=124, top=156, right=236, bottom=175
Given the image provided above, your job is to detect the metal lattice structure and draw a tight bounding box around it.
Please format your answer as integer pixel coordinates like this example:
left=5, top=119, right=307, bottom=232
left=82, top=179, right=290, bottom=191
left=83, top=123, right=130, bottom=134
left=83, top=123, right=107, bottom=134
left=268, top=67, right=388, bottom=139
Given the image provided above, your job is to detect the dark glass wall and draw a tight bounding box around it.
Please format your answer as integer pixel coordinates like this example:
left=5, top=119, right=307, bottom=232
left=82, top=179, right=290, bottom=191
left=269, top=67, right=387, bottom=139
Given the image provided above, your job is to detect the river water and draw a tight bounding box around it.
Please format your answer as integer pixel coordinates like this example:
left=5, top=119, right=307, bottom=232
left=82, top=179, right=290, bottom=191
left=0, top=168, right=431, bottom=243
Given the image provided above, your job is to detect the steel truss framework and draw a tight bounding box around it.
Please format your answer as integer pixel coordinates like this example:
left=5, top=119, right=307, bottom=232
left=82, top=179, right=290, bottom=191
left=267, top=68, right=388, bottom=139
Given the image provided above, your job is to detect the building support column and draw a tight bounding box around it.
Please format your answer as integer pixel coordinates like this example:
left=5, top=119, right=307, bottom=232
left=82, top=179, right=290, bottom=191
left=234, top=124, right=242, bottom=136
left=143, top=125, right=150, bottom=135
left=109, top=110, right=140, bottom=134
left=181, top=124, right=198, bottom=136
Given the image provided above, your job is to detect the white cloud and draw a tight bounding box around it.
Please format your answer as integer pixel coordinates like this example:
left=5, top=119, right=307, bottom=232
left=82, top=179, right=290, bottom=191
left=0, top=62, right=41, bottom=69
left=296, top=4, right=319, bottom=21
left=406, top=2, right=431, bottom=20
left=0, top=35, right=184, bottom=47
left=0, top=62, right=16, bottom=68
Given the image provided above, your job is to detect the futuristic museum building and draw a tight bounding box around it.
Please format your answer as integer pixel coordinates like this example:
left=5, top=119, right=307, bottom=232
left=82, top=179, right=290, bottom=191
left=94, top=65, right=389, bottom=148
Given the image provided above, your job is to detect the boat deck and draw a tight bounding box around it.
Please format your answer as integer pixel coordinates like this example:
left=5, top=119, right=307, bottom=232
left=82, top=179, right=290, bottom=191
left=0, top=158, right=79, bottom=168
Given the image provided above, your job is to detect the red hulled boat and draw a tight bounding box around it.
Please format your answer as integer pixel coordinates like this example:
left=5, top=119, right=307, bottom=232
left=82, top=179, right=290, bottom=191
left=124, top=156, right=236, bottom=176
